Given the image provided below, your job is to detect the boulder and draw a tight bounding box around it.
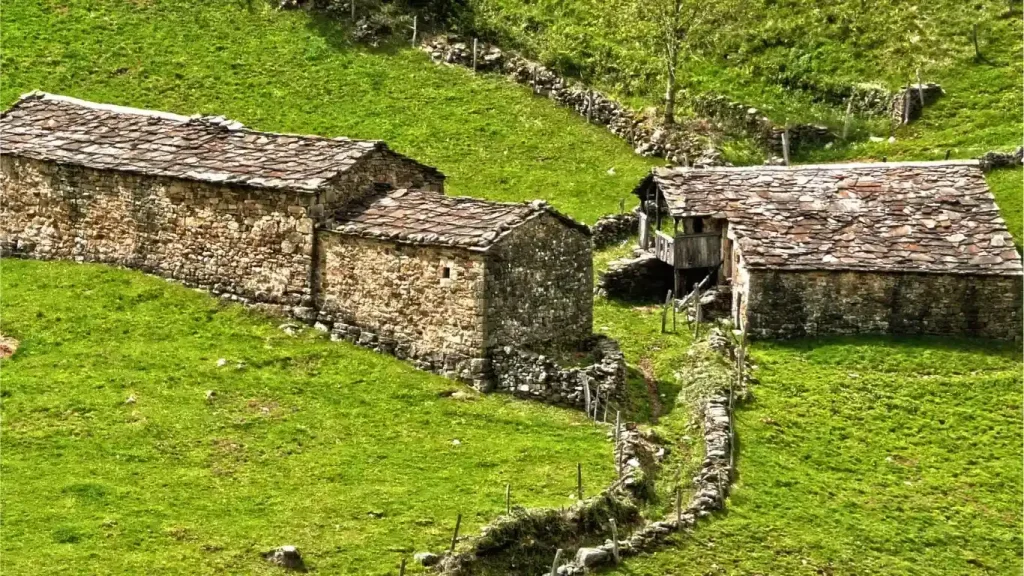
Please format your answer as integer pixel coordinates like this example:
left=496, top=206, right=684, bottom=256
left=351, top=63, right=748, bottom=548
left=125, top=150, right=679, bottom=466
left=574, top=546, right=609, bottom=567
left=262, top=545, right=306, bottom=572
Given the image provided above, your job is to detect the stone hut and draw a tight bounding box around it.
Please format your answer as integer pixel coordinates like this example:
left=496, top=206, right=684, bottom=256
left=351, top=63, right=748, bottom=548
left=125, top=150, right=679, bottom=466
left=631, top=162, right=1023, bottom=340
left=1, top=92, right=601, bottom=387
left=1, top=91, right=443, bottom=307
left=318, top=188, right=593, bottom=382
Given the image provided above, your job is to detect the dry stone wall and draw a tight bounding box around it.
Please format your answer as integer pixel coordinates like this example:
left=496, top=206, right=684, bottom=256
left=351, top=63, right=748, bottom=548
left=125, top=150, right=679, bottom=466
left=421, top=36, right=720, bottom=166
left=317, top=233, right=489, bottom=381
left=489, top=336, right=625, bottom=410
left=321, top=148, right=445, bottom=217
left=591, top=212, right=639, bottom=249
left=1, top=156, right=317, bottom=305
left=744, top=268, right=1024, bottom=340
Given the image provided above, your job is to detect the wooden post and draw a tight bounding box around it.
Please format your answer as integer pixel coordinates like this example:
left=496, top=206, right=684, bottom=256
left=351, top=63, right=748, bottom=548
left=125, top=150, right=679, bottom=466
left=577, top=463, right=583, bottom=500
left=587, top=90, right=594, bottom=123
left=618, top=198, right=625, bottom=214
left=505, top=483, right=511, bottom=514
left=661, top=289, right=672, bottom=333
left=842, top=93, right=854, bottom=141
left=609, top=518, right=620, bottom=563
left=916, top=69, right=925, bottom=108
left=603, top=393, right=609, bottom=422
left=675, top=485, right=682, bottom=523
left=615, top=411, right=623, bottom=479
left=972, top=23, right=981, bottom=61
left=781, top=129, right=790, bottom=165
left=472, top=38, right=478, bottom=72
left=399, top=558, right=407, bottom=576
left=449, top=513, right=462, bottom=553
left=549, top=549, right=563, bottom=576
left=350, top=0, right=355, bottom=21
left=672, top=292, right=677, bottom=333
left=945, top=149, right=952, bottom=160
left=583, top=378, right=592, bottom=416
left=693, top=286, right=702, bottom=337
left=902, top=81, right=911, bottom=125
left=411, top=16, right=418, bottom=47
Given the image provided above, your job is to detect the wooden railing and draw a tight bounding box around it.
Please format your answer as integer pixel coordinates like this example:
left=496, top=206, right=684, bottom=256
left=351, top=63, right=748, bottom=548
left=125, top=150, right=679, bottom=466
left=654, top=231, right=722, bottom=269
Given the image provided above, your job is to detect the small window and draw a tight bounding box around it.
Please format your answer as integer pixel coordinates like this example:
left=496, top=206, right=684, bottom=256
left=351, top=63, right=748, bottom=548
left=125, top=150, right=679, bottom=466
left=693, top=218, right=705, bottom=234
left=442, top=266, right=451, bottom=279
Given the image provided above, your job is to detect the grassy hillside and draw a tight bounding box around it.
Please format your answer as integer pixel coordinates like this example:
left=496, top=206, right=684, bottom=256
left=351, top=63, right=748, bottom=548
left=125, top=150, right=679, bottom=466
left=0, top=0, right=656, bottom=223
left=463, top=0, right=1023, bottom=158
left=611, top=336, right=1023, bottom=576
left=0, top=259, right=616, bottom=574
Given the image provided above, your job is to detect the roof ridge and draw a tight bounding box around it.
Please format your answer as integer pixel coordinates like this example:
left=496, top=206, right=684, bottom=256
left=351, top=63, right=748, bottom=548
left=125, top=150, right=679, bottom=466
left=655, top=160, right=981, bottom=174
left=10, top=91, right=384, bottom=147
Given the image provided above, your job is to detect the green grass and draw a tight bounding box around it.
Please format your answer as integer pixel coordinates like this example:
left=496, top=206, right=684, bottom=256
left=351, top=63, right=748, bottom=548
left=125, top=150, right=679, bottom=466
left=0, top=0, right=656, bottom=224
left=0, top=259, right=616, bottom=575
left=987, top=168, right=1023, bottom=249
left=463, top=0, right=1022, bottom=157
left=608, top=336, right=1023, bottom=576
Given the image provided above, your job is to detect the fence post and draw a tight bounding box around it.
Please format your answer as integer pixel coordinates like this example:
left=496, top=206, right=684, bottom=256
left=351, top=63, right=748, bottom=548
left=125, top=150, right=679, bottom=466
left=583, top=377, right=592, bottom=415
left=399, top=558, right=407, bottom=576
left=549, top=549, right=563, bottom=576
left=449, top=513, right=462, bottom=553
left=916, top=68, right=925, bottom=108
left=676, top=485, right=682, bottom=523
left=472, top=38, right=478, bottom=72
left=609, top=518, right=620, bottom=563
left=350, top=0, right=355, bottom=21
left=842, top=91, right=854, bottom=141
left=661, top=289, right=672, bottom=333
left=505, top=483, right=511, bottom=514
left=781, top=129, right=791, bottom=165
left=411, top=15, right=417, bottom=47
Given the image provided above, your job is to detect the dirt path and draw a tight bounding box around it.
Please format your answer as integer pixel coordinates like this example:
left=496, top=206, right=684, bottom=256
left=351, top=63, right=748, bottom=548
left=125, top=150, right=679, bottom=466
left=639, top=356, right=662, bottom=423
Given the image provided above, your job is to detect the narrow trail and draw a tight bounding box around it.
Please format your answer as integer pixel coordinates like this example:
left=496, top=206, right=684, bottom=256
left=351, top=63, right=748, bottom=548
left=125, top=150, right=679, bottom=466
left=639, top=356, right=662, bottom=424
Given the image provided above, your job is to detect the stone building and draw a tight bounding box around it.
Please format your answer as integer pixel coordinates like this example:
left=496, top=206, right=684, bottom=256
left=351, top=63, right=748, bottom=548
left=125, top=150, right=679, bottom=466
left=1, top=92, right=602, bottom=387
left=631, top=161, right=1023, bottom=340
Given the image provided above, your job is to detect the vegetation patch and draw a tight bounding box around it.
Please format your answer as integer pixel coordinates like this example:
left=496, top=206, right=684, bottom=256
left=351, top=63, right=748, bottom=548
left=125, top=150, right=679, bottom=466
left=0, top=259, right=616, bottom=574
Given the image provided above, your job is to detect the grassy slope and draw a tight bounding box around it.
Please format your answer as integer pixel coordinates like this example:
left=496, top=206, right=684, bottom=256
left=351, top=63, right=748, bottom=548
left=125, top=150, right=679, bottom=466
left=0, top=0, right=656, bottom=224
left=464, top=0, right=1023, bottom=154
left=0, top=259, right=616, bottom=574
left=610, top=337, right=1023, bottom=576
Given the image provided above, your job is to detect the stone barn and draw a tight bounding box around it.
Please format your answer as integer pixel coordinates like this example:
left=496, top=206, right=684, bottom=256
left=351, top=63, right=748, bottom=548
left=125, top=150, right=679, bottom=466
left=1, top=91, right=443, bottom=307
left=631, top=162, right=1023, bottom=340
left=318, top=188, right=593, bottom=381
left=1, top=92, right=599, bottom=387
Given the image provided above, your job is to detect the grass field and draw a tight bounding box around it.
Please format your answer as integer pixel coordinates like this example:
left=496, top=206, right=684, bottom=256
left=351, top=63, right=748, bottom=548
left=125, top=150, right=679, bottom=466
left=0, top=0, right=656, bottom=224
left=609, top=336, right=1023, bottom=576
left=0, top=259, right=616, bottom=575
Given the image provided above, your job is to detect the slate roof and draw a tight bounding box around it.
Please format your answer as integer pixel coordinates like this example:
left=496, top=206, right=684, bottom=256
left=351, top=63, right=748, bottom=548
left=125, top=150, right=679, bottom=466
left=642, top=162, right=1022, bottom=276
left=327, top=188, right=590, bottom=250
left=1, top=92, right=438, bottom=193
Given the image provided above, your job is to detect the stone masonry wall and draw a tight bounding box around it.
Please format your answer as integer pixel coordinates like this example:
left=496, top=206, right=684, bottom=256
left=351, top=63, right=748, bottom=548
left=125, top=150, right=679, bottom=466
left=744, top=268, right=1023, bottom=340
left=316, top=233, right=489, bottom=380
left=489, top=336, right=625, bottom=410
left=320, top=148, right=445, bottom=218
left=484, top=212, right=593, bottom=349
left=1, top=156, right=317, bottom=305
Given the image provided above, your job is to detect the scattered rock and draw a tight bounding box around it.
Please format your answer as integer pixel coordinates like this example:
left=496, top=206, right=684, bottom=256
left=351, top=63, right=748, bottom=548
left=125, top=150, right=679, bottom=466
left=205, top=390, right=216, bottom=401
left=262, top=545, right=307, bottom=572
left=450, top=439, right=461, bottom=446
left=279, top=323, right=300, bottom=336
left=414, top=551, right=440, bottom=566
left=574, top=547, right=609, bottom=567
left=125, top=395, right=137, bottom=404
left=450, top=390, right=475, bottom=401
left=216, top=358, right=227, bottom=367
left=367, top=510, right=385, bottom=519
left=0, top=334, right=18, bottom=359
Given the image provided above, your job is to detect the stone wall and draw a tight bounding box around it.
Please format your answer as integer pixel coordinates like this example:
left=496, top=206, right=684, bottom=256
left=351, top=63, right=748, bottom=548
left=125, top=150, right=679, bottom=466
left=321, top=147, right=445, bottom=217
left=489, top=336, right=625, bottom=410
left=421, top=36, right=720, bottom=166
left=1, top=156, right=317, bottom=305
left=317, top=233, right=489, bottom=380
left=978, top=147, right=1024, bottom=171
left=592, top=212, right=639, bottom=249
left=691, top=93, right=834, bottom=155
left=597, top=252, right=674, bottom=302
left=484, top=212, right=593, bottom=349
left=744, top=268, right=1024, bottom=340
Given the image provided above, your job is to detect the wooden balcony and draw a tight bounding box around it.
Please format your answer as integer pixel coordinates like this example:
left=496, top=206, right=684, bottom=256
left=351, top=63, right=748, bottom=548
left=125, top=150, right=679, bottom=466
left=654, top=231, right=722, bottom=269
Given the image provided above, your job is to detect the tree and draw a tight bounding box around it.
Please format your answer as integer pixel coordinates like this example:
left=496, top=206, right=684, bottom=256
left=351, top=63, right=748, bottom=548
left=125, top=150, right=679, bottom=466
left=639, top=0, right=741, bottom=125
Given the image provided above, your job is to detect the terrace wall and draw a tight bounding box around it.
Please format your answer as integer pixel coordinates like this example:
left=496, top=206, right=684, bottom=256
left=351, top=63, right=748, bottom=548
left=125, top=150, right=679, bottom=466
left=744, top=268, right=1023, bottom=340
